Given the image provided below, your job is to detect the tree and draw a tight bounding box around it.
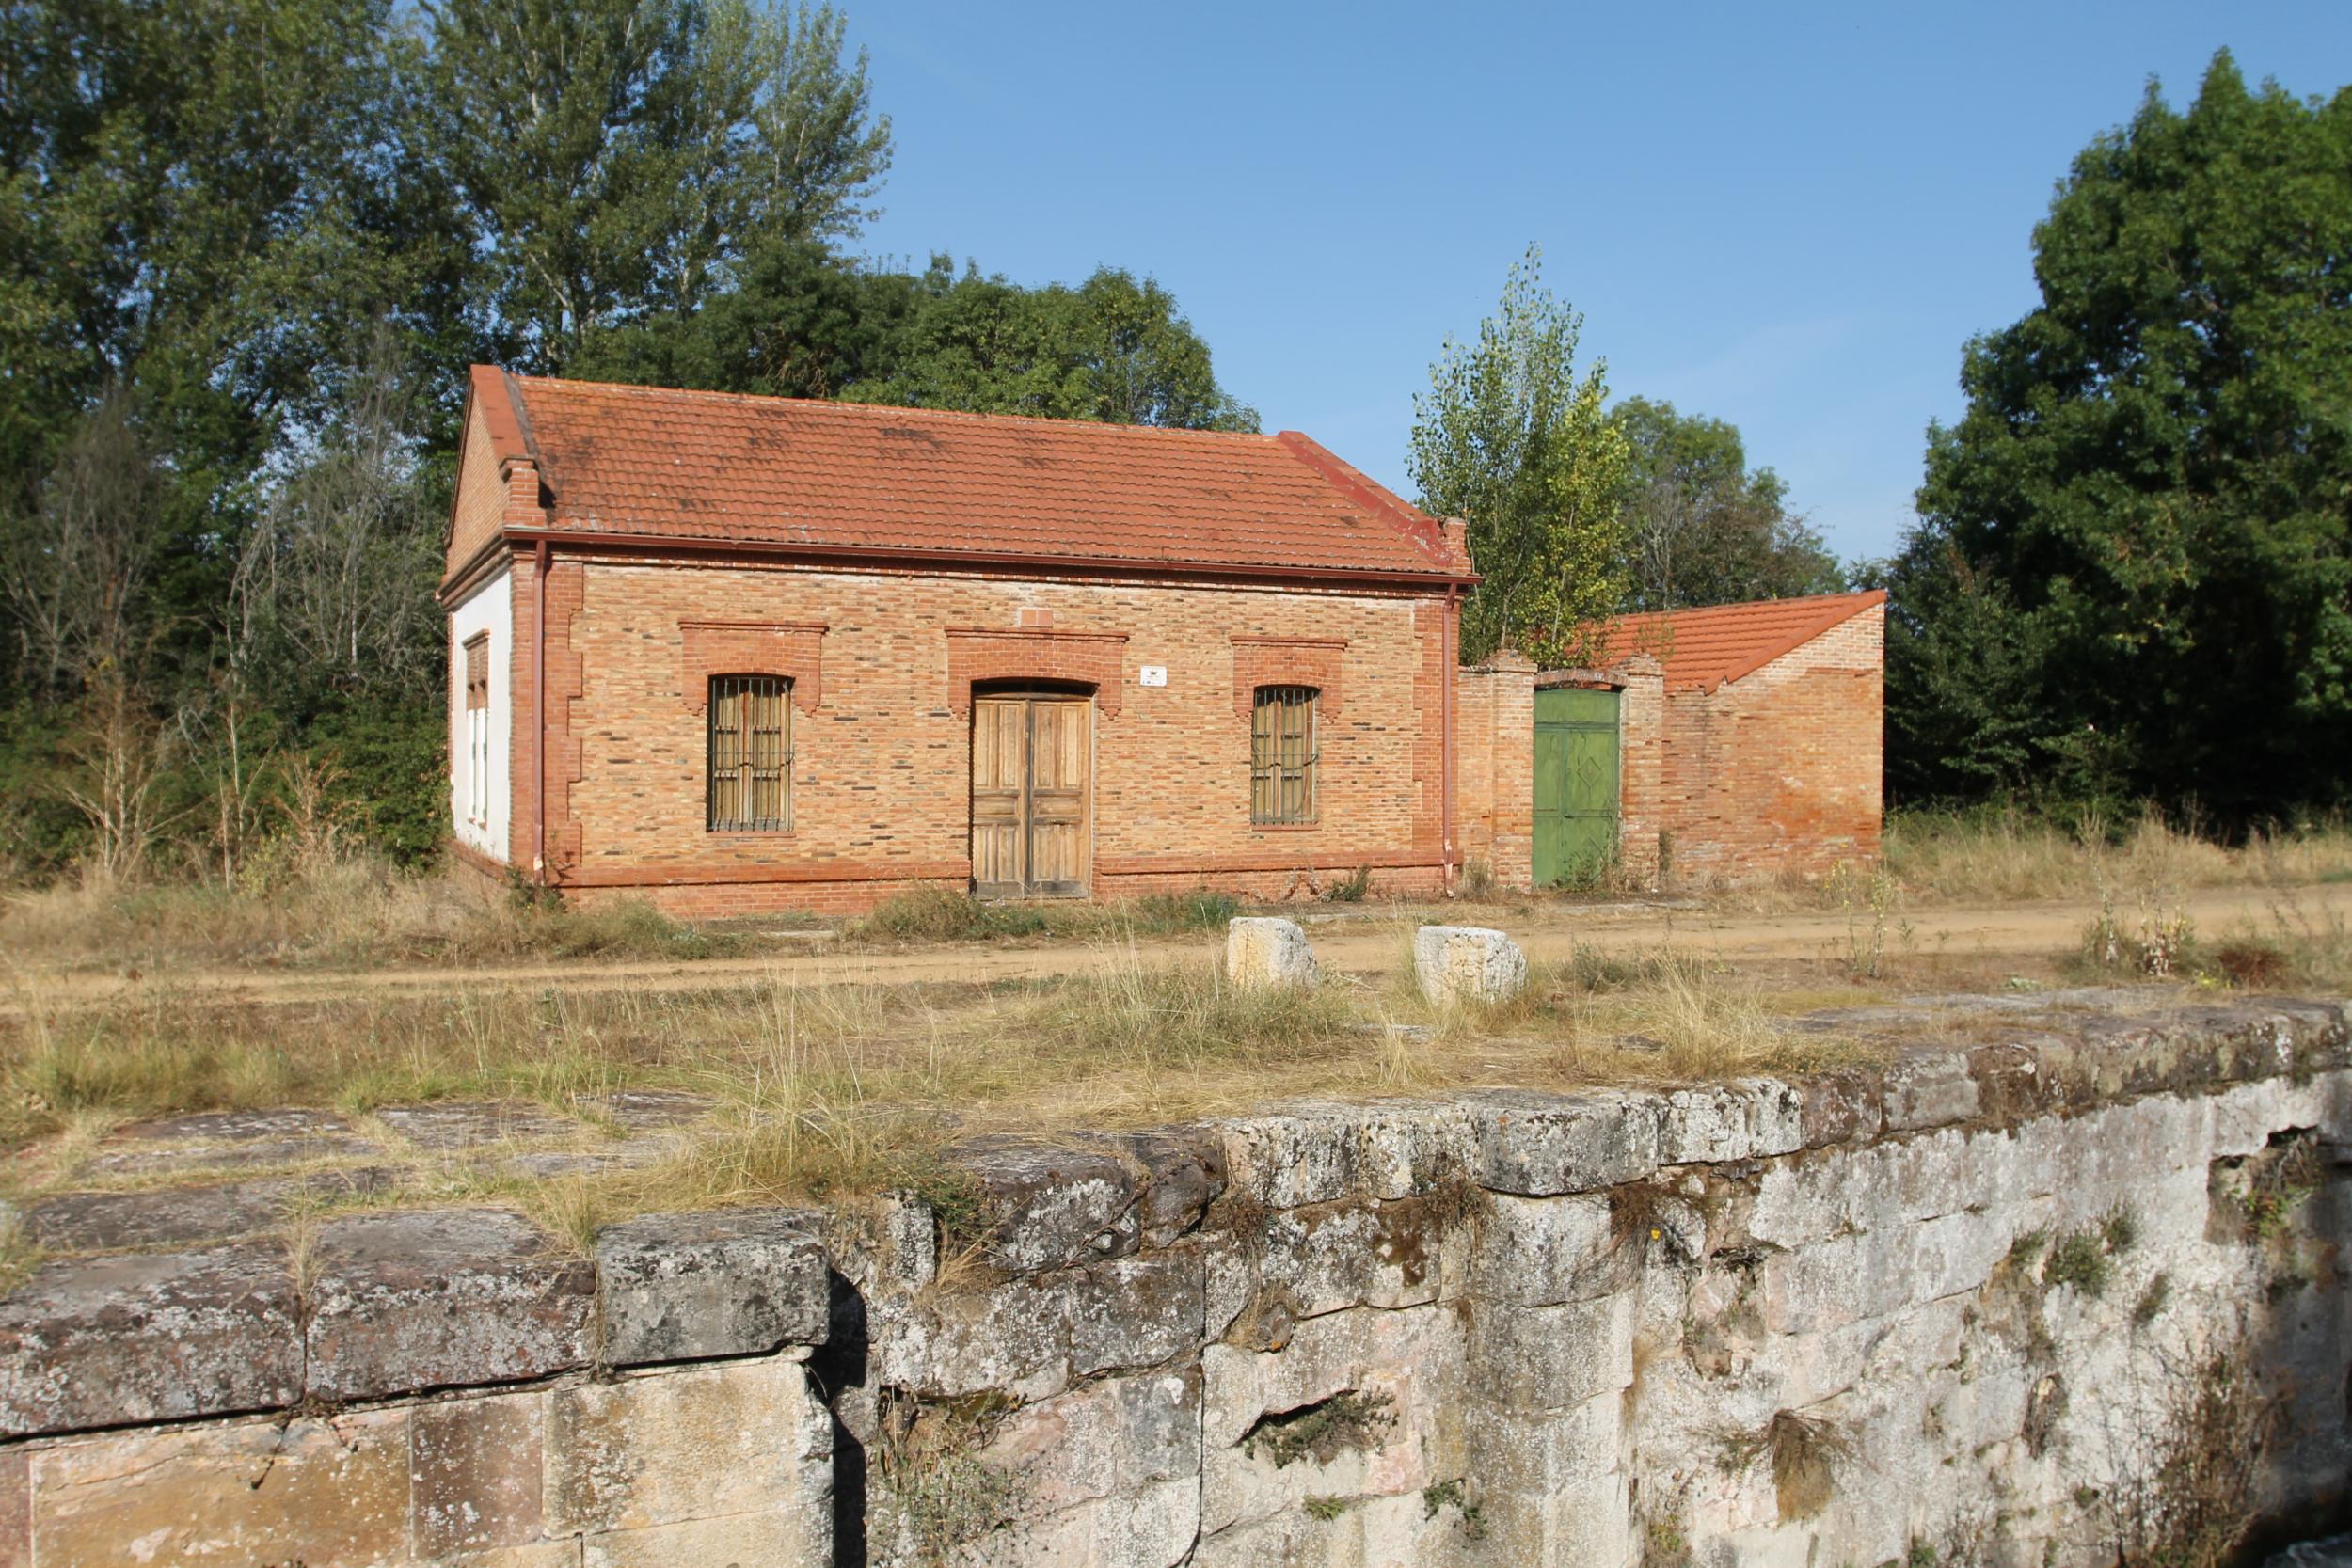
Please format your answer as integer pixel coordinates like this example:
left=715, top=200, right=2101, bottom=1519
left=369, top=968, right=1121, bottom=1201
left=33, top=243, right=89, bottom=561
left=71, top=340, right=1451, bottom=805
left=842, top=260, right=1258, bottom=430
left=1612, top=398, right=1844, bottom=611
left=1409, top=245, right=1629, bottom=666
left=230, top=333, right=443, bottom=694
left=1892, top=54, right=2352, bottom=814
left=418, top=0, right=892, bottom=373
left=0, top=390, right=167, bottom=695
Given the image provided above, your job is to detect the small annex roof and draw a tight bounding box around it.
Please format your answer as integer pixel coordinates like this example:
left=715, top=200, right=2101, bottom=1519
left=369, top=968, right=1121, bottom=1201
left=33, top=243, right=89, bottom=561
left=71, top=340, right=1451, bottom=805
left=456, top=366, right=1473, bottom=584
left=1586, top=589, right=1889, bottom=694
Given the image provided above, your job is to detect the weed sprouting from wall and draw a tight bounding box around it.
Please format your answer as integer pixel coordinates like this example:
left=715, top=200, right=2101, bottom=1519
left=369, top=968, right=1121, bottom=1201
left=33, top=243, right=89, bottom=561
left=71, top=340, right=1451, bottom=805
left=1242, top=1389, right=1396, bottom=1468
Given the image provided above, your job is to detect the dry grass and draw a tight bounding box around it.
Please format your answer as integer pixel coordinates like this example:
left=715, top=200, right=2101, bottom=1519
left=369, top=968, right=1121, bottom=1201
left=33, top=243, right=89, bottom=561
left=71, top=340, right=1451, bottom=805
left=0, top=942, right=1910, bottom=1231
left=1883, top=806, right=2352, bottom=905
left=0, top=853, right=758, bottom=973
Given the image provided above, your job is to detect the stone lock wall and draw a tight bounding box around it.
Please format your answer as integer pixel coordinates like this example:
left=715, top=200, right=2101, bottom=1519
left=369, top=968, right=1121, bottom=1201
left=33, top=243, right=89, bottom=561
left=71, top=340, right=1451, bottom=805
left=7, top=993, right=2348, bottom=1565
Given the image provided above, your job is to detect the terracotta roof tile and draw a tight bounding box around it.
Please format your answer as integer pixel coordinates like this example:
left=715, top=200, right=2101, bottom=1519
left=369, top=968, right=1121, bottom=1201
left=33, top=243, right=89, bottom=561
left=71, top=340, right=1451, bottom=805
left=477, top=371, right=1472, bottom=582
left=1587, top=590, right=1888, bottom=693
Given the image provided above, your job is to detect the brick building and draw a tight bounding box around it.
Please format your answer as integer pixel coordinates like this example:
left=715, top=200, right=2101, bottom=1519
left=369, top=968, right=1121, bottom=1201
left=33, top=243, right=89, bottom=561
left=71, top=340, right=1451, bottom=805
left=1573, top=589, right=1888, bottom=883
left=440, top=368, right=1479, bottom=914
left=442, top=370, right=1884, bottom=911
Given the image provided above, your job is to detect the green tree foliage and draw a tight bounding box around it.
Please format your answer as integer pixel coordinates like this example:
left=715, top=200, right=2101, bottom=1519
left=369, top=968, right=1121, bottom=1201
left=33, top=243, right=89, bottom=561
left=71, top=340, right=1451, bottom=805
left=418, top=0, right=892, bottom=372
left=1612, top=398, right=1845, bottom=611
left=1890, top=54, right=2352, bottom=814
left=844, top=261, right=1259, bottom=429
left=0, top=0, right=1259, bottom=880
left=1410, top=245, right=1629, bottom=666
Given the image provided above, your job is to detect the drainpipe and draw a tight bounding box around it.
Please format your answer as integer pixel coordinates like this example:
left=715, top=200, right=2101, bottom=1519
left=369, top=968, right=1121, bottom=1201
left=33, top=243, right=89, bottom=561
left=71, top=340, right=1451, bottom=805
left=533, top=537, right=549, bottom=888
left=1441, top=582, right=1456, bottom=894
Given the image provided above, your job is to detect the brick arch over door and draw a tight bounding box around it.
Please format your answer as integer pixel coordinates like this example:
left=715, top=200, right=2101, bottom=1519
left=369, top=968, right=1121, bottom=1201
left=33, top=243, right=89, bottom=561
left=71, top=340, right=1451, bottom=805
left=945, top=626, right=1130, bottom=718
left=1230, top=635, right=1346, bottom=720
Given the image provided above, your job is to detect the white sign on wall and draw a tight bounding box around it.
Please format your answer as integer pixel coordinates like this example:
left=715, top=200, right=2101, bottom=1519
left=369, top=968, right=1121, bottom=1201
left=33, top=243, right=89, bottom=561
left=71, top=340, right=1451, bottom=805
left=1138, top=665, right=1168, bottom=688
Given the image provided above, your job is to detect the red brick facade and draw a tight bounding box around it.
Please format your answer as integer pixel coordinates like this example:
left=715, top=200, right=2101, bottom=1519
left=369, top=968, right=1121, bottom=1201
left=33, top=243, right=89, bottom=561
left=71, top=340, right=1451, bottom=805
left=1650, top=603, right=1884, bottom=880
left=440, top=372, right=1881, bottom=912
left=470, top=550, right=1457, bottom=915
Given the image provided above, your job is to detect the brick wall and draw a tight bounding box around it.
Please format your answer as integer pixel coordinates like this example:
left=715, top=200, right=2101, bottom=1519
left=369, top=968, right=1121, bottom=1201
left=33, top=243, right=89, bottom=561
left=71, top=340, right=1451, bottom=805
left=513, top=556, right=1453, bottom=914
left=442, top=405, right=507, bottom=581
left=1455, top=652, right=1534, bottom=891
left=1656, top=604, right=1884, bottom=881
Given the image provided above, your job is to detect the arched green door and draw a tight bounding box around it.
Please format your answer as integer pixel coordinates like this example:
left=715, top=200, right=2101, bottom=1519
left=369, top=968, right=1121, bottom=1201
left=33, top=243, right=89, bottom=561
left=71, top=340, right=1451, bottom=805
left=1534, top=687, right=1620, bottom=887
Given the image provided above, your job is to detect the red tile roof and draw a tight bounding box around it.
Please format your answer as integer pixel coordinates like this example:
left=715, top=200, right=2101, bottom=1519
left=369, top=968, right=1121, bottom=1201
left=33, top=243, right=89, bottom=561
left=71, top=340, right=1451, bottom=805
left=1586, top=590, right=1888, bottom=693
left=464, top=367, right=1473, bottom=582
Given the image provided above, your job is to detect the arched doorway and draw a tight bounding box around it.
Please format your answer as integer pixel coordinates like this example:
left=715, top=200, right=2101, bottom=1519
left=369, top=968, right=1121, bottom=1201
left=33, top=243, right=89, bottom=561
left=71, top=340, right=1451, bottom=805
left=971, top=682, right=1094, bottom=898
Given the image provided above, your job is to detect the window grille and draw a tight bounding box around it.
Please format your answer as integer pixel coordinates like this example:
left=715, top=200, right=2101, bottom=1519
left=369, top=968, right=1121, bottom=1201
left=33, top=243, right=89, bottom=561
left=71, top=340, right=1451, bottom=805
left=1250, top=685, right=1318, bottom=824
left=708, top=674, right=792, bottom=831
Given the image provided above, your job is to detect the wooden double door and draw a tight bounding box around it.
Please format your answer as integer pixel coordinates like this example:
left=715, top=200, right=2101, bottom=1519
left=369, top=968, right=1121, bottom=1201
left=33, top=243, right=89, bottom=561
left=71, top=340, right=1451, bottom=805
left=972, top=690, right=1092, bottom=898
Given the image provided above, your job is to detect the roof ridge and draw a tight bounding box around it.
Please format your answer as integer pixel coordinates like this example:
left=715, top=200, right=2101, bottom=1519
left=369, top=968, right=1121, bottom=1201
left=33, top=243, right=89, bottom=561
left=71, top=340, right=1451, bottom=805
left=506, top=371, right=1285, bottom=445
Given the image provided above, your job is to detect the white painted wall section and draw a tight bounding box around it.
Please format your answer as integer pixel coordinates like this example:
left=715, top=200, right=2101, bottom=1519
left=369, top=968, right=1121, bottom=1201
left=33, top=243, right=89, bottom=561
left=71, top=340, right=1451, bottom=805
left=448, top=566, right=514, bottom=862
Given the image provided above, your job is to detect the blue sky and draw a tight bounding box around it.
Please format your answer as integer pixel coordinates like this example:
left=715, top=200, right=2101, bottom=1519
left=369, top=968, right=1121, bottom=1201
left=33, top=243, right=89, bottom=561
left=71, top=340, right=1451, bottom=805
left=847, top=2, right=2352, bottom=563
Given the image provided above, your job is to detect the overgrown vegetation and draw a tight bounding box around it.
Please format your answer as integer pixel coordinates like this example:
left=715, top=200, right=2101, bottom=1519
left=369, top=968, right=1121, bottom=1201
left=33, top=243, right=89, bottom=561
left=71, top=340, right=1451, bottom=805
left=1879, top=54, right=2352, bottom=821
left=1242, top=1390, right=1396, bottom=1469
left=1714, top=1409, right=1852, bottom=1523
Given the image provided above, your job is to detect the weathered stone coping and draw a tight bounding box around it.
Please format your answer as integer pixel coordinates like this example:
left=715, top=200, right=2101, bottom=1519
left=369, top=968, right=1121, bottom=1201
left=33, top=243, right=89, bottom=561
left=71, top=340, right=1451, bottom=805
left=2, top=990, right=2344, bottom=1444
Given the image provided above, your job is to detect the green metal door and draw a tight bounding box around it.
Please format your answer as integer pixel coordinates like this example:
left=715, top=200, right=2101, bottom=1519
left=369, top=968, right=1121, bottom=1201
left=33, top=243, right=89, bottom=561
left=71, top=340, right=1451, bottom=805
left=1534, top=687, right=1620, bottom=887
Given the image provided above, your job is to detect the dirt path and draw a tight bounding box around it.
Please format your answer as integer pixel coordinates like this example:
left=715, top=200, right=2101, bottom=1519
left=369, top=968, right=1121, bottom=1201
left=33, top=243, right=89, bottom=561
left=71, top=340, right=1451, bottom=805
left=10, top=882, right=2343, bottom=1012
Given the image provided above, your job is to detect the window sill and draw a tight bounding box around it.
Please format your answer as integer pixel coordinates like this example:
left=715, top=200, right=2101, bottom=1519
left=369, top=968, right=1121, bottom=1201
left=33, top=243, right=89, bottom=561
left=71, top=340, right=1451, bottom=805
left=1249, top=821, right=1323, bottom=832
left=705, top=829, right=796, bottom=839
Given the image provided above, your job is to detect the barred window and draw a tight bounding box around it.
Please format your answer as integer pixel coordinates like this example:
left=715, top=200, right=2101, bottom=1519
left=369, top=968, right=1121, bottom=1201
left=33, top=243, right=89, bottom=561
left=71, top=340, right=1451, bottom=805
left=707, top=675, right=792, bottom=832
left=1250, top=685, right=1318, bottom=825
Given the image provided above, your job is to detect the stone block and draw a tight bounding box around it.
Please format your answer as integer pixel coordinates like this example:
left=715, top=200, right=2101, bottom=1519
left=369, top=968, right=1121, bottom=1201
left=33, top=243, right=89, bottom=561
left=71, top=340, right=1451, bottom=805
left=1661, top=1079, right=1806, bottom=1164
left=951, top=1137, right=1139, bottom=1271
left=411, top=1391, right=547, bottom=1556
left=1462, top=1291, right=1634, bottom=1411
left=869, top=1272, right=1073, bottom=1400
left=1226, top=916, right=1318, bottom=989
left=1412, top=925, right=1528, bottom=1007
left=1250, top=1196, right=1451, bottom=1320
left=548, top=1357, right=830, bottom=1547
left=992, top=1474, right=1200, bottom=1568
left=1201, top=1303, right=1467, bottom=1533
left=0, top=1243, right=299, bottom=1436
left=85, top=1107, right=380, bottom=1176
left=1464, top=1193, right=1628, bottom=1307
left=27, top=1410, right=409, bottom=1567
left=1460, top=1088, right=1664, bottom=1196
left=22, top=1167, right=392, bottom=1252
left=375, top=1100, right=580, bottom=1149
left=1884, top=1046, right=1980, bottom=1131
left=1797, top=1069, right=1884, bottom=1147
left=1760, top=1226, right=1918, bottom=1334
left=1463, top=1389, right=1621, bottom=1497
left=1191, top=1488, right=1469, bottom=1568
left=580, top=1509, right=823, bottom=1568
left=981, top=1368, right=1202, bottom=1515
left=1111, top=1126, right=1229, bottom=1246
left=1219, top=1101, right=1470, bottom=1209
left=1073, top=1251, right=1205, bottom=1375
left=0, top=1449, right=24, bottom=1568
left=596, top=1207, right=830, bottom=1367
left=304, top=1208, right=595, bottom=1402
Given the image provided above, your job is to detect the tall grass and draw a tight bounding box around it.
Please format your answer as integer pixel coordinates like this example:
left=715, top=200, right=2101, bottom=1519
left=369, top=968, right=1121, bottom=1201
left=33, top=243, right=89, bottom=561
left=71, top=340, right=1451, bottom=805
left=1884, top=805, right=2352, bottom=903
left=0, top=850, right=742, bottom=971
